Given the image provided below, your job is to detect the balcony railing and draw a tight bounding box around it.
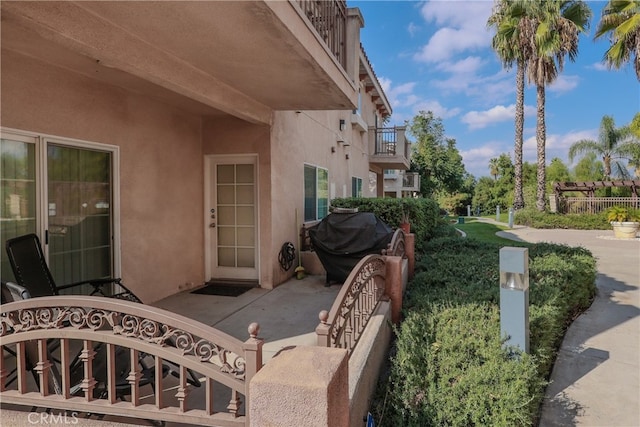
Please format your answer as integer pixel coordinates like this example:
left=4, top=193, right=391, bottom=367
left=402, top=172, right=419, bottom=190
left=369, top=126, right=410, bottom=170
left=296, top=0, right=347, bottom=69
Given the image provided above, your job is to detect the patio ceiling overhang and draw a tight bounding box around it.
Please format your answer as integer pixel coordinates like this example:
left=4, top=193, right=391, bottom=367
left=1, top=1, right=358, bottom=126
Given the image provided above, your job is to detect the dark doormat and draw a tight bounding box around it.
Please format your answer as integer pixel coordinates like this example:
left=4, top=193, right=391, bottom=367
left=191, top=283, right=256, bottom=297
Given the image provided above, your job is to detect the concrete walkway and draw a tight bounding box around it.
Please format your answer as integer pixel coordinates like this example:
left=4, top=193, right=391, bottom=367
left=493, top=223, right=640, bottom=427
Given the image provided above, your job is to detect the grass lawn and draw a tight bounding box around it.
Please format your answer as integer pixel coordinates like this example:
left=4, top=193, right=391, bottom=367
left=452, top=217, right=526, bottom=246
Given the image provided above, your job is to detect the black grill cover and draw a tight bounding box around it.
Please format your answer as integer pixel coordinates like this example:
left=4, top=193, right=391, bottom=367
left=309, top=212, right=393, bottom=283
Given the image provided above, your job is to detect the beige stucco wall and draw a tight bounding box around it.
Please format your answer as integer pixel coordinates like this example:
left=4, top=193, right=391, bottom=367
left=2, top=49, right=386, bottom=298
left=269, top=109, right=375, bottom=284
left=1, top=51, right=204, bottom=303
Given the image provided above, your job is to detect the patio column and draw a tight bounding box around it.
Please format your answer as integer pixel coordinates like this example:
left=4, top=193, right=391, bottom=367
left=384, top=256, right=403, bottom=324
left=249, top=346, right=348, bottom=427
left=405, top=232, right=415, bottom=279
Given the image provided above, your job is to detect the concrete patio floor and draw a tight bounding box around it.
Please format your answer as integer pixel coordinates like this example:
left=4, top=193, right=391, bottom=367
left=153, top=273, right=341, bottom=362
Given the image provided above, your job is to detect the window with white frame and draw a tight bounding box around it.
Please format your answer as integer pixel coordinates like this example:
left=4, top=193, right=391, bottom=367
left=304, top=164, right=328, bottom=221
left=352, top=177, right=363, bottom=197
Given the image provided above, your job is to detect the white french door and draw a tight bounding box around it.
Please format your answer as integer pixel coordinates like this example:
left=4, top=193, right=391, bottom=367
left=205, top=155, right=258, bottom=282
left=0, top=129, right=119, bottom=291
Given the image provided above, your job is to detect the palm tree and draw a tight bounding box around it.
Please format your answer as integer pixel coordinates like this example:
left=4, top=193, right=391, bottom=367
left=489, top=157, right=500, bottom=180
left=527, top=0, right=592, bottom=211
left=487, top=0, right=535, bottom=210
left=568, top=115, right=638, bottom=181
left=595, top=0, right=640, bottom=80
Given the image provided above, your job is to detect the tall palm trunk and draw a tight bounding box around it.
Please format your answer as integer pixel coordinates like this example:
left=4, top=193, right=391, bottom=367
left=513, top=59, right=525, bottom=209
left=535, top=84, right=546, bottom=212
left=603, top=155, right=612, bottom=196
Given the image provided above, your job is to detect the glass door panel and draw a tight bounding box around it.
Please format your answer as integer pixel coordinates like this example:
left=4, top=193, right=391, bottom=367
left=216, top=163, right=255, bottom=268
left=208, top=156, right=258, bottom=281
left=0, top=137, right=37, bottom=282
left=47, top=144, right=112, bottom=292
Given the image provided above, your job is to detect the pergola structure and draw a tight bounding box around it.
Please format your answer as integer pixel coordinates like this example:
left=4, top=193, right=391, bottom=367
left=553, top=180, right=640, bottom=198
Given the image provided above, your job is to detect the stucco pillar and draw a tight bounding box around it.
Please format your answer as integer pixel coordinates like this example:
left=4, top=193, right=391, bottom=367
left=346, top=8, right=364, bottom=84
left=405, top=233, right=415, bottom=279
left=384, top=256, right=403, bottom=324
left=250, top=346, right=349, bottom=427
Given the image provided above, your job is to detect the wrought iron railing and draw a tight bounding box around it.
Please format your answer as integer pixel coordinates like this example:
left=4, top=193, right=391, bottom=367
left=296, top=0, right=347, bottom=69
left=316, top=255, right=386, bottom=354
left=374, top=128, right=398, bottom=155
left=402, top=172, right=419, bottom=190
left=0, top=296, right=263, bottom=426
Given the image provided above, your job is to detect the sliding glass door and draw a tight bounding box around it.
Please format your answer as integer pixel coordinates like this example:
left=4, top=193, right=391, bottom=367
left=47, top=144, right=113, bottom=288
left=0, top=135, right=38, bottom=280
left=0, top=131, right=116, bottom=292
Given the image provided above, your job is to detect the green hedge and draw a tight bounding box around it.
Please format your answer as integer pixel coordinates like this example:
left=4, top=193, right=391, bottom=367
left=330, top=197, right=444, bottom=252
left=515, top=209, right=610, bottom=229
left=373, top=237, right=597, bottom=426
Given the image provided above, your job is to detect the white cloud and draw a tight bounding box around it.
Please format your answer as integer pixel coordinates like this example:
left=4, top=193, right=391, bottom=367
left=589, top=62, right=609, bottom=71
left=436, top=56, right=486, bottom=74
left=522, top=128, right=597, bottom=166
left=378, top=77, right=461, bottom=122
left=548, top=75, right=580, bottom=93
left=460, top=143, right=505, bottom=177
left=414, top=0, right=494, bottom=63
left=462, top=104, right=536, bottom=130
left=412, top=100, right=462, bottom=119
left=407, top=22, right=419, bottom=37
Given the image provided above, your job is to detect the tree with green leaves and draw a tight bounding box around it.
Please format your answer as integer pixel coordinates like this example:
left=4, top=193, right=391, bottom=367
left=568, top=115, right=638, bottom=180
left=487, top=0, right=534, bottom=210
left=546, top=157, right=572, bottom=187
left=526, top=0, right=592, bottom=211
left=595, top=0, right=640, bottom=80
left=573, top=152, right=605, bottom=181
left=630, top=112, right=640, bottom=138
left=408, top=111, right=468, bottom=197
left=473, top=153, right=515, bottom=212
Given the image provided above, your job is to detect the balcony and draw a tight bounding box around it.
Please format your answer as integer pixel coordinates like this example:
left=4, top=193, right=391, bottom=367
left=402, top=172, right=421, bottom=192
left=1, top=0, right=359, bottom=125
left=384, top=171, right=420, bottom=196
left=369, top=126, right=411, bottom=171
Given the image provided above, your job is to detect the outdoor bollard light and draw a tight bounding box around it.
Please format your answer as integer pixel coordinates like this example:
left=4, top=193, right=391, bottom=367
left=467, top=205, right=471, bottom=216
left=508, top=208, right=514, bottom=228
left=500, top=247, right=529, bottom=354
left=496, top=205, right=500, bottom=221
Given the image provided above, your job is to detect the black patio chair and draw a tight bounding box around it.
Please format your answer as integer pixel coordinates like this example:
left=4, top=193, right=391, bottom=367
left=5, top=233, right=139, bottom=302
left=5, top=233, right=201, bottom=388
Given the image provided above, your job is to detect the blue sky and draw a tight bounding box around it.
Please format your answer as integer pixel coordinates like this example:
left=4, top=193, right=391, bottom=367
left=352, top=0, right=639, bottom=178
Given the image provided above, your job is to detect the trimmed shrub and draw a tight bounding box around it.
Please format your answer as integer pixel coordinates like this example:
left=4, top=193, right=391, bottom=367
left=515, top=209, right=610, bottom=229
left=373, top=237, right=597, bottom=426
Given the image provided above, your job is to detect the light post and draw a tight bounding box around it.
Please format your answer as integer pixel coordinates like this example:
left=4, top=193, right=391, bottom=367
left=508, top=208, right=514, bottom=228
left=496, top=205, right=500, bottom=221
left=499, top=247, right=529, bottom=354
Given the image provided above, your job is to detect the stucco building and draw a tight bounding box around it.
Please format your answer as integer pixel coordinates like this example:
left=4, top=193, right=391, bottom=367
left=0, top=0, right=411, bottom=302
